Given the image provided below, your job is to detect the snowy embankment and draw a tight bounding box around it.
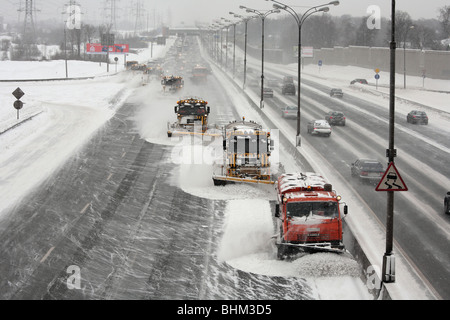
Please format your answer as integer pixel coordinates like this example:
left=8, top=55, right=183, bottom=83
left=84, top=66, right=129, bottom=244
left=0, top=39, right=174, bottom=216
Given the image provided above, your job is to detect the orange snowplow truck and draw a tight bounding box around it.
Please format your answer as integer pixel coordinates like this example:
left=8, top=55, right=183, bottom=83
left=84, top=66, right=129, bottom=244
left=274, top=172, right=348, bottom=259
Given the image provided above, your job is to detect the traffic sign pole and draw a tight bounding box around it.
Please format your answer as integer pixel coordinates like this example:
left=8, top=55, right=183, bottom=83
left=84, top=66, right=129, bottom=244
left=12, top=88, right=25, bottom=120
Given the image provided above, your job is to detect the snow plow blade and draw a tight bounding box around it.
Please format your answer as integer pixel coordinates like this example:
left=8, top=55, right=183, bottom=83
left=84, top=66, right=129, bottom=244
left=167, top=130, right=221, bottom=138
left=276, top=242, right=346, bottom=259
left=212, top=175, right=275, bottom=186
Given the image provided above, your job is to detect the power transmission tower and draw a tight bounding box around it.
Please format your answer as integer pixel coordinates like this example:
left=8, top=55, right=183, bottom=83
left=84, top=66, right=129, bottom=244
left=133, top=0, right=145, bottom=36
left=19, top=0, right=38, bottom=44
left=104, top=0, right=119, bottom=32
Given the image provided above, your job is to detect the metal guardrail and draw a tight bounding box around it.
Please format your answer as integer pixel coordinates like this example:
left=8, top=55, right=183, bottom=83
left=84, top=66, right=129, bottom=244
left=0, top=111, right=43, bottom=135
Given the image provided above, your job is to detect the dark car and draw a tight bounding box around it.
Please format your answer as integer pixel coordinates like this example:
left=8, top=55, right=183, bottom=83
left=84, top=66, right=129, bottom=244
left=350, top=78, right=368, bottom=85
left=445, top=192, right=450, bottom=215
left=330, top=88, right=343, bottom=98
left=325, top=111, right=346, bottom=126
left=263, top=87, right=274, bottom=98
left=407, top=110, right=428, bottom=124
left=281, top=83, right=296, bottom=95
left=351, top=159, right=384, bottom=183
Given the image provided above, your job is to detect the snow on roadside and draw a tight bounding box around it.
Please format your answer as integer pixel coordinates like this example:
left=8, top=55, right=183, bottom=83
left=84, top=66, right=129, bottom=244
left=0, top=40, right=173, bottom=217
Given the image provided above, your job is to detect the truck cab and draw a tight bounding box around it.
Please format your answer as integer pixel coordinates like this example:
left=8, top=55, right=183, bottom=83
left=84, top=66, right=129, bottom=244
left=274, top=172, right=347, bottom=259
left=167, top=98, right=210, bottom=137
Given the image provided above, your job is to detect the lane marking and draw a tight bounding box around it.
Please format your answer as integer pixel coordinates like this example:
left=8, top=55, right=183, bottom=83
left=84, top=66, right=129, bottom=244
left=106, top=173, right=113, bottom=181
left=80, top=202, right=91, bottom=214
left=40, top=246, right=55, bottom=263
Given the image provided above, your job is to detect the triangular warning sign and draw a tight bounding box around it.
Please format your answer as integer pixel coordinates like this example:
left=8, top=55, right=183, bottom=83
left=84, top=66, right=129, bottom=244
left=376, top=162, right=408, bottom=191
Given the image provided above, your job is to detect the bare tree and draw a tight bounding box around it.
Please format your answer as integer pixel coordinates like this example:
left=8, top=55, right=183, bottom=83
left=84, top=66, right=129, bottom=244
left=385, top=11, right=413, bottom=47
left=355, top=16, right=378, bottom=47
left=83, top=23, right=96, bottom=45
left=438, top=5, right=450, bottom=39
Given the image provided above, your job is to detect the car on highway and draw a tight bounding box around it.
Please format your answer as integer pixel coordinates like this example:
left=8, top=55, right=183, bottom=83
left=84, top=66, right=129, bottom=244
left=407, top=110, right=428, bottom=124
left=324, top=111, right=346, bottom=126
left=281, top=82, right=296, bottom=95
left=350, top=78, right=368, bottom=85
left=281, top=105, right=297, bottom=119
left=350, top=158, right=384, bottom=183
left=263, top=87, right=274, bottom=98
left=307, top=120, right=331, bottom=137
left=330, top=88, right=344, bottom=98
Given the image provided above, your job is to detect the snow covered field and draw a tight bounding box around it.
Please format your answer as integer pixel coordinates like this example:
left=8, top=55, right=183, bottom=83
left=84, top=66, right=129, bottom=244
left=1, top=36, right=446, bottom=299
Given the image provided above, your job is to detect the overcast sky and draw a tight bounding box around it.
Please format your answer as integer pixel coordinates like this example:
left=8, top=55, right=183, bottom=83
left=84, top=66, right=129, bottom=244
left=1, top=0, right=448, bottom=27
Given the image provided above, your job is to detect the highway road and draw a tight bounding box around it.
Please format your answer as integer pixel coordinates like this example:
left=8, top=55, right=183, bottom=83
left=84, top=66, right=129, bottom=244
left=3, top=34, right=446, bottom=300
left=0, top=39, right=332, bottom=300
left=247, top=61, right=450, bottom=299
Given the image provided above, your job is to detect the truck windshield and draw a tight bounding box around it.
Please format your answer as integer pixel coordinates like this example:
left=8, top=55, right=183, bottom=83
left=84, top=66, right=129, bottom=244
left=286, top=201, right=338, bottom=218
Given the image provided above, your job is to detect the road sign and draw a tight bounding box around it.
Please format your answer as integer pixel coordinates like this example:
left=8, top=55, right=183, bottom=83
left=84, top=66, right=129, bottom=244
left=375, top=68, right=380, bottom=74
left=375, top=74, right=380, bottom=80
left=87, top=43, right=129, bottom=54
left=13, top=100, right=23, bottom=110
left=12, top=87, right=24, bottom=100
left=318, top=60, right=323, bottom=66
left=376, top=162, right=408, bottom=191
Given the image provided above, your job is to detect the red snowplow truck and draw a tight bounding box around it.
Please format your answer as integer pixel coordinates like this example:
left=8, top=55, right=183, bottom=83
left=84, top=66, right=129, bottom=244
left=274, top=172, right=348, bottom=259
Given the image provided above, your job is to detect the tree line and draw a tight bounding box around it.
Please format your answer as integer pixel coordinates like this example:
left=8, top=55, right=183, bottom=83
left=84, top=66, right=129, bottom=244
left=242, top=7, right=450, bottom=52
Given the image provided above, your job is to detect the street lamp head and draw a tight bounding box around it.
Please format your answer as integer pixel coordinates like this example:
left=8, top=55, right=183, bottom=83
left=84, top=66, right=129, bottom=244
left=329, top=1, right=340, bottom=6
left=319, top=7, right=330, bottom=12
left=229, top=11, right=235, bottom=15
left=272, top=3, right=285, bottom=10
left=239, top=5, right=246, bottom=9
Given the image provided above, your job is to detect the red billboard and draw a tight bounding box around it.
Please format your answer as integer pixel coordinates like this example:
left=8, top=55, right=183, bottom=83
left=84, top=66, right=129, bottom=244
left=86, top=43, right=129, bottom=54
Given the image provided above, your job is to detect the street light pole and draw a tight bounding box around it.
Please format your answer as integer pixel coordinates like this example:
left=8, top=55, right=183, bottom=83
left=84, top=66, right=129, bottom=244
left=230, top=12, right=257, bottom=89
left=64, top=26, right=68, bottom=78
left=383, top=0, right=398, bottom=284
left=233, top=23, right=236, bottom=78
left=240, top=6, right=280, bottom=109
left=403, top=25, right=414, bottom=89
left=269, top=0, right=338, bottom=146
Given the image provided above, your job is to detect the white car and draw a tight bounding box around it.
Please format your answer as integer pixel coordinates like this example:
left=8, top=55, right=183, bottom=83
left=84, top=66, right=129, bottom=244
left=307, top=120, right=331, bottom=137
left=281, top=105, right=297, bottom=119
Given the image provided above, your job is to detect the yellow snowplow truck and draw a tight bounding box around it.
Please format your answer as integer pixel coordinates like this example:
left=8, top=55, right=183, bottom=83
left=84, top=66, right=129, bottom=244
left=161, top=75, right=184, bottom=93
left=167, top=98, right=211, bottom=137
left=212, top=118, right=275, bottom=186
